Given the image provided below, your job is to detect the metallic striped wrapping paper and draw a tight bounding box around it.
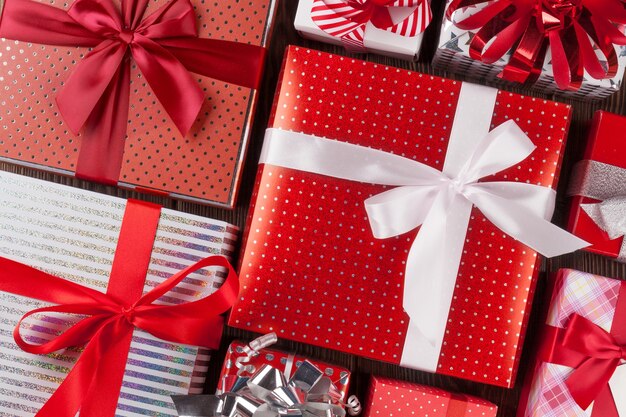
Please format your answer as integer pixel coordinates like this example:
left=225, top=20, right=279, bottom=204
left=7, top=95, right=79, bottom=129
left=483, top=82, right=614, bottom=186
left=0, top=171, right=238, bottom=417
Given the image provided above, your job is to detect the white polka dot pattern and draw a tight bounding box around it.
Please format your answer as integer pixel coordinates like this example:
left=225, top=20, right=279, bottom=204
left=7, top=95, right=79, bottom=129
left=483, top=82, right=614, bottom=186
left=230, top=46, right=572, bottom=388
left=364, top=376, right=498, bottom=417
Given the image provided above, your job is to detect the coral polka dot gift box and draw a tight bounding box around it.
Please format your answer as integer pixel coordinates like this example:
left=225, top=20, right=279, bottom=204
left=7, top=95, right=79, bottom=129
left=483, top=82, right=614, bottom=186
left=365, top=376, right=497, bottom=417
left=229, top=46, right=588, bottom=388
left=0, top=0, right=276, bottom=208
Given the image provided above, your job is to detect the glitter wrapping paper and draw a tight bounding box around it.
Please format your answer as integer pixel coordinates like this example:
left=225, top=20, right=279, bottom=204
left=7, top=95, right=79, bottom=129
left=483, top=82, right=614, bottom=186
left=217, top=341, right=351, bottom=400
left=517, top=269, right=626, bottom=417
left=568, top=111, right=626, bottom=261
left=0, top=0, right=276, bottom=208
left=432, top=1, right=626, bottom=101
left=365, top=376, right=497, bottom=417
left=294, top=0, right=429, bottom=60
left=229, top=46, right=573, bottom=388
left=0, top=170, right=238, bottom=417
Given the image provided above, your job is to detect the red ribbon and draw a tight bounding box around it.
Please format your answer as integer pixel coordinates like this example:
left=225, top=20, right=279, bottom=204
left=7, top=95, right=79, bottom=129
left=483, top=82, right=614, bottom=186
left=0, top=0, right=266, bottom=185
left=562, top=314, right=626, bottom=411
left=446, top=0, right=626, bottom=90
left=447, top=393, right=469, bottom=417
left=540, top=280, right=626, bottom=417
left=0, top=199, right=239, bottom=417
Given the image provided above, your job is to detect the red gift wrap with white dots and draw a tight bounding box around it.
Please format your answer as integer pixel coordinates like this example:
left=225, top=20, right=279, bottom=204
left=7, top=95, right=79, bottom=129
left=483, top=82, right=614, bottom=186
left=230, top=46, right=572, bottom=387
left=365, top=376, right=497, bottom=417
left=0, top=0, right=275, bottom=208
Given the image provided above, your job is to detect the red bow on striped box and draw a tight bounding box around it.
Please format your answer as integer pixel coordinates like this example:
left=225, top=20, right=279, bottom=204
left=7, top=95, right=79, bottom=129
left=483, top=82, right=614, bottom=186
left=311, top=0, right=432, bottom=52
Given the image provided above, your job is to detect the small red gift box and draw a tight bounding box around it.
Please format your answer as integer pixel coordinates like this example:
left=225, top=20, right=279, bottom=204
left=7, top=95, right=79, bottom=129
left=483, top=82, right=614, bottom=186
left=568, top=111, right=626, bottom=262
left=365, top=376, right=497, bottom=417
left=0, top=0, right=276, bottom=208
left=217, top=339, right=351, bottom=402
left=230, top=46, right=585, bottom=388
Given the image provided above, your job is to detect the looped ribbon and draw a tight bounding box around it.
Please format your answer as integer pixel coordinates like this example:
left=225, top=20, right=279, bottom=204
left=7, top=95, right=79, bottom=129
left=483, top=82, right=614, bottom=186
left=234, top=333, right=281, bottom=375
left=0, top=0, right=266, bottom=184
left=0, top=200, right=240, bottom=417
left=259, top=83, right=589, bottom=371
left=173, top=360, right=348, bottom=417
left=446, top=0, right=626, bottom=90
left=568, top=159, right=626, bottom=261
left=561, top=314, right=626, bottom=410
left=311, top=0, right=432, bottom=52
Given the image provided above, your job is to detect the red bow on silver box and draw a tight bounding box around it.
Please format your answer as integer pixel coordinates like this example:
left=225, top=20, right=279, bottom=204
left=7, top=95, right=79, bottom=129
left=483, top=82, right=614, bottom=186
left=446, top=0, right=626, bottom=90
left=311, top=0, right=432, bottom=52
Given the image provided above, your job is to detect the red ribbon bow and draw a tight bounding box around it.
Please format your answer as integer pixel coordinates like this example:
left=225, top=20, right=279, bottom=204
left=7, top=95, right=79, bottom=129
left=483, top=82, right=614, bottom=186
left=0, top=0, right=266, bottom=184
left=0, top=200, right=239, bottom=417
left=562, top=313, right=626, bottom=410
left=311, top=0, right=432, bottom=52
left=446, top=0, right=626, bottom=90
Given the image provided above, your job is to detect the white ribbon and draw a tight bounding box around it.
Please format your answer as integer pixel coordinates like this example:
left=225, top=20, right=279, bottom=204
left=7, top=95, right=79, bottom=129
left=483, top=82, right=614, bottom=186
left=259, top=83, right=589, bottom=371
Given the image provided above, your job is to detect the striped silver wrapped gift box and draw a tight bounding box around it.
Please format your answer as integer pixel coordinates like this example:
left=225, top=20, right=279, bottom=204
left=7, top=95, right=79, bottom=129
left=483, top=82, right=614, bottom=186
left=0, top=171, right=238, bottom=417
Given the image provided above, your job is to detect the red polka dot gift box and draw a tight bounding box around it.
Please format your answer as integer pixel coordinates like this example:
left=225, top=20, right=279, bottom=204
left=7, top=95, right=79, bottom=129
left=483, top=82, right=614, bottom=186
left=517, top=269, right=626, bottom=417
left=567, top=111, right=626, bottom=263
left=229, top=46, right=588, bottom=388
left=365, top=376, right=497, bottom=417
left=0, top=0, right=277, bottom=208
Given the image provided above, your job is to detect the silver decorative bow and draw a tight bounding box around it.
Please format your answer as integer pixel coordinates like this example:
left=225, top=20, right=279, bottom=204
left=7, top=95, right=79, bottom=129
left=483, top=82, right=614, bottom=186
left=569, top=160, right=626, bottom=262
left=172, top=360, right=347, bottom=417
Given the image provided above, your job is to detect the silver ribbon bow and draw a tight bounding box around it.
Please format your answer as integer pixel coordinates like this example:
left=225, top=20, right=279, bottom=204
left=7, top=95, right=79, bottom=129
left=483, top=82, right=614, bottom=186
left=173, top=361, right=347, bottom=417
left=569, top=159, right=626, bottom=261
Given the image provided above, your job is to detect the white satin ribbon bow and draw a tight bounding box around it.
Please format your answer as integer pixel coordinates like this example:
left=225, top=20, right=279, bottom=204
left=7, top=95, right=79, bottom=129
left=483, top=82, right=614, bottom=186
left=259, top=86, right=589, bottom=371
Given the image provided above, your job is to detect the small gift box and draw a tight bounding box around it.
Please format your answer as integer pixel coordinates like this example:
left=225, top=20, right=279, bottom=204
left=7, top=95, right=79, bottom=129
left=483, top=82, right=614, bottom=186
left=0, top=170, right=239, bottom=417
left=365, top=376, right=497, bottom=417
left=217, top=336, right=351, bottom=399
left=294, top=0, right=432, bottom=60
left=568, top=111, right=626, bottom=262
left=433, top=0, right=626, bottom=100
left=517, top=269, right=626, bottom=417
left=0, top=0, right=277, bottom=208
left=229, top=46, right=587, bottom=387
left=172, top=334, right=357, bottom=417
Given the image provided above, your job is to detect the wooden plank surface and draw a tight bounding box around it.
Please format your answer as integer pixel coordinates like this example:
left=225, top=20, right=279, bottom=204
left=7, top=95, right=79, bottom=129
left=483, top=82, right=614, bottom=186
left=2, top=1, right=626, bottom=415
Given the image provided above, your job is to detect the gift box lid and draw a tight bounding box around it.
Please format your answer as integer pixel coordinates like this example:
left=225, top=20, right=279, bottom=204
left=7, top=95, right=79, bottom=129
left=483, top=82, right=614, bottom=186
left=365, top=376, right=498, bottom=417
left=568, top=111, right=626, bottom=258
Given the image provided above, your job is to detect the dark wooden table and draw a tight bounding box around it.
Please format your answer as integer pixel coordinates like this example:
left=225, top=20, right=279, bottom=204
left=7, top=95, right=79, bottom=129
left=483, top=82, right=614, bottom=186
left=3, top=1, right=626, bottom=416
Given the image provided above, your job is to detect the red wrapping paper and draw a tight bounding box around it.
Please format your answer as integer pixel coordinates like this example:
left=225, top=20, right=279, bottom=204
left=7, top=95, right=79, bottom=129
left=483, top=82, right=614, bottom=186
left=568, top=111, right=626, bottom=259
left=229, top=46, right=572, bottom=387
left=217, top=340, right=351, bottom=401
left=365, top=376, right=497, bottom=417
left=0, top=0, right=276, bottom=208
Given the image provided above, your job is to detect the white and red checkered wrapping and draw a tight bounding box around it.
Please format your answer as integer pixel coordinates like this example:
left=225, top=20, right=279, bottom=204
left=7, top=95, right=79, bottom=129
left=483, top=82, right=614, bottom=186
left=522, top=269, right=622, bottom=417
